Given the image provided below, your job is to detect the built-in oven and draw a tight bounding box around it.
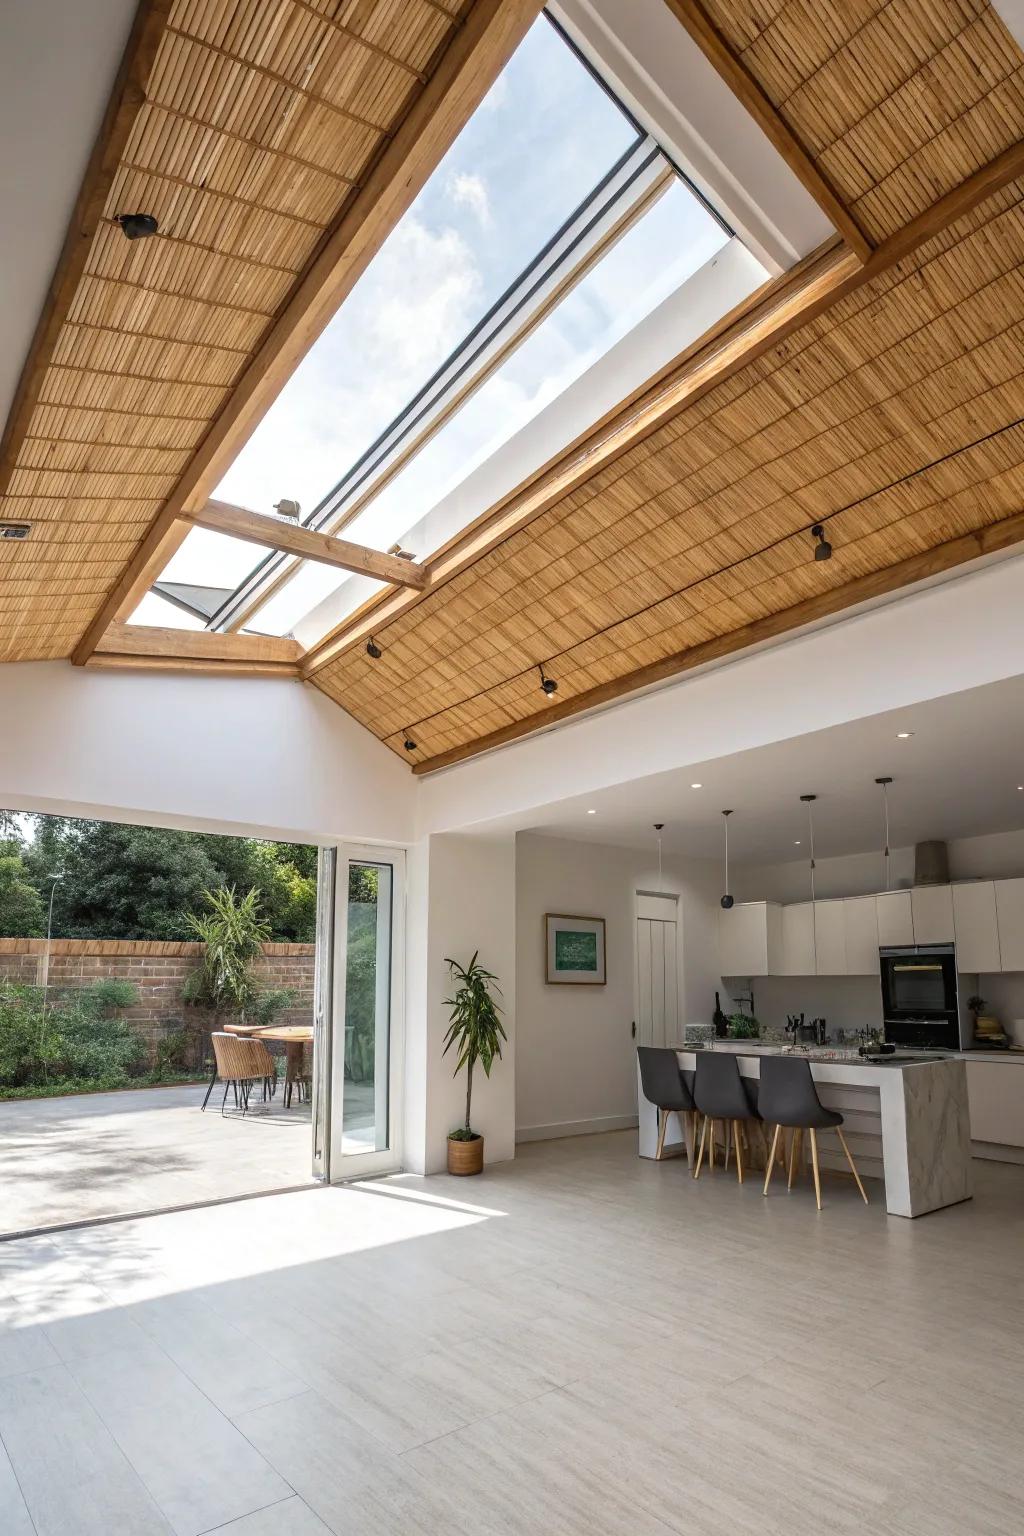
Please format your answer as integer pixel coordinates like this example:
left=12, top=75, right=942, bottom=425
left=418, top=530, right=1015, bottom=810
left=880, top=944, right=960, bottom=1050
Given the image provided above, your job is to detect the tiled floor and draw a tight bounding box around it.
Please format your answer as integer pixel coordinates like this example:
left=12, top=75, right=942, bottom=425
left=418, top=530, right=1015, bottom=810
left=0, top=1083, right=314, bottom=1236
left=1, top=1132, right=1023, bottom=1534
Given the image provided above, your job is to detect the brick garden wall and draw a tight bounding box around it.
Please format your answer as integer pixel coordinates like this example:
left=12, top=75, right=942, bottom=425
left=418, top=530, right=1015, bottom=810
left=0, top=939, right=315, bottom=1063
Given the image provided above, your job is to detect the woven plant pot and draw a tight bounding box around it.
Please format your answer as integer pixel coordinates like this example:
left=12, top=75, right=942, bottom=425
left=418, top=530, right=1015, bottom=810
left=447, top=1134, right=484, bottom=1175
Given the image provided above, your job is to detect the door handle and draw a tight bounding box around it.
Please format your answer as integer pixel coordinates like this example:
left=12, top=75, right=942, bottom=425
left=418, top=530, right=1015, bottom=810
left=631, top=1020, right=636, bottom=1038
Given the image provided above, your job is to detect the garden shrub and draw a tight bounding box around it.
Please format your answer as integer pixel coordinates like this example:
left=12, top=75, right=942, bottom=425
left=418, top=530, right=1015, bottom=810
left=0, top=979, right=145, bottom=1092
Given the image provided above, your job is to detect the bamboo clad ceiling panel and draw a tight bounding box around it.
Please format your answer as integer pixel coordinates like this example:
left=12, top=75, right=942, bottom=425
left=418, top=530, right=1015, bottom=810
left=700, top=0, right=1024, bottom=242
left=312, top=178, right=1024, bottom=762
left=0, top=0, right=462, bottom=662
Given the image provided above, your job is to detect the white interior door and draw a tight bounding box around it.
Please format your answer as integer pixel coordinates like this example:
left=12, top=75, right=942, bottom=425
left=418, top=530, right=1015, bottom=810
left=327, top=845, right=405, bottom=1179
left=635, top=894, right=679, bottom=1049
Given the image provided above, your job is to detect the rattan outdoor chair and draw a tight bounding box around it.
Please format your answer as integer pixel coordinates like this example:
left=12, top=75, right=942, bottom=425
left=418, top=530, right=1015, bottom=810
left=202, top=1032, right=277, bottom=1115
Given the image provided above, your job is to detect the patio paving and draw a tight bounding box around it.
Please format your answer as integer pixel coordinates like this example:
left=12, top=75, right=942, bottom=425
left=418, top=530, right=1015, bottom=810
left=0, top=1082, right=315, bottom=1237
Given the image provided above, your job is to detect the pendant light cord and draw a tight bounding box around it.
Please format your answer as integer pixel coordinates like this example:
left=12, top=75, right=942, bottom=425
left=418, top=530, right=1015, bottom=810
left=807, top=799, right=816, bottom=903
left=882, top=780, right=891, bottom=890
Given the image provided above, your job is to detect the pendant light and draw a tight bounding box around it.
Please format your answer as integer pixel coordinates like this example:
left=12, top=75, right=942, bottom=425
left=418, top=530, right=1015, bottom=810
left=800, top=794, right=817, bottom=902
left=875, top=776, right=893, bottom=890
left=720, top=810, right=734, bottom=909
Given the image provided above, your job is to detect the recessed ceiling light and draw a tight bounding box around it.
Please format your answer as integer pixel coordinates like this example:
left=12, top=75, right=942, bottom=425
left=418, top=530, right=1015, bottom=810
left=1018, top=785, right=1023, bottom=792
left=586, top=808, right=597, bottom=815
left=690, top=783, right=703, bottom=789
left=794, top=840, right=801, bottom=845
left=896, top=731, right=913, bottom=739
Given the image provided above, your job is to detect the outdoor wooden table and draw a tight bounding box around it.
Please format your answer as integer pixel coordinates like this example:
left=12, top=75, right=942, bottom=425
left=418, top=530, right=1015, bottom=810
left=224, top=1024, right=313, bottom=1107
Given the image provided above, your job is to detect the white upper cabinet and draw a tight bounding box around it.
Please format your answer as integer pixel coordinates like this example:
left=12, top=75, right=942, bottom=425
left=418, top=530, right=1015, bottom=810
left=952, top=881, right=1000, bottom=973
left=779, top=902, right=816, bottom=976
left=995, top=879, right=1024, bottom=972
left=719, top=901, right=782, bottom=977
left=911, top=884, right=954, bottom=944
left=814, top=901, right=846, bottom=975
left=876, top=890, right=914, bottom=947
left=844, top=896, right=880, bottom=974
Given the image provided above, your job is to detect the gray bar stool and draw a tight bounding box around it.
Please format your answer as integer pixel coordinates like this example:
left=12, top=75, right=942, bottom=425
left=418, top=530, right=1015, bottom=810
left=758, top=1055, right=868, bottom=1209
left=637, top=1047, right=696, bottom=1160
left=693, top=1052, right=763, bottom=1183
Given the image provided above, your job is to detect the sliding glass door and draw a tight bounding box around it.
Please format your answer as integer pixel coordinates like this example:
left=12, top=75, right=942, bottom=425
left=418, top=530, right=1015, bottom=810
left=327, top=846, right=404, bottom=1178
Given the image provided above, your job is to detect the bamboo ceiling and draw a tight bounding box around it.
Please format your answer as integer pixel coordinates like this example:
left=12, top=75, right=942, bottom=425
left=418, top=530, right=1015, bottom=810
left=5, top=0, right=1024, bottom=780
left=0, top=0, right=468, bottom=662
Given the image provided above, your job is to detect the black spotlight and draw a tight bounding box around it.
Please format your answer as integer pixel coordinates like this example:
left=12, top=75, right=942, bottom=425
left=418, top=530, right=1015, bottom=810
left=720, top=893, right=735, bottom=910
left=366, top=638, right=382, bottom=659
left=403, top=732, right=417, bottom=752
left=539, top=663, right=558, bottom=696
left=811, top=524, right=833, bottom=561
left=116, top=213, right=159, bottom=240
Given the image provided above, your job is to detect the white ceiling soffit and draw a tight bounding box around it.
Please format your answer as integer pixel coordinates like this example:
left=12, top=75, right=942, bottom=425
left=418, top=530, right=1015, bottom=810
left=489, top=674, right=1024, bottom=866
left=551, top=0, right=835, bottom=273
left=0, top=0, right=139, bottom=432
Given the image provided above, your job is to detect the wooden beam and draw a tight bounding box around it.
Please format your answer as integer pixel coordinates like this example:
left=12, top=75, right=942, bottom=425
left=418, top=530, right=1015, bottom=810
left=85, top=654, right=300, bottom=678
left=183, top=500, right=427, bottom=588
left=411, top=509, right=1024, bottom=772
left=0, top=0, right=171, bottom=498
left=302, top=140, right=1024, bottom=677
left=95, top=623, right=301, bottom=664
left=661, top=0, right=873, bottom=263
left=71, top=0, right=543, bottom=665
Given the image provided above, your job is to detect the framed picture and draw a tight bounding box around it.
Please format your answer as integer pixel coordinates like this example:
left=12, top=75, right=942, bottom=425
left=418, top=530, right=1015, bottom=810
left=545, top=914, right=606, bottom=985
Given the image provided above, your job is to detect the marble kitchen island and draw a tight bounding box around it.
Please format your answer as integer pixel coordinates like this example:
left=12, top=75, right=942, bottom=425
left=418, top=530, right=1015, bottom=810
left=637, top=1044, right=973, bottom=1218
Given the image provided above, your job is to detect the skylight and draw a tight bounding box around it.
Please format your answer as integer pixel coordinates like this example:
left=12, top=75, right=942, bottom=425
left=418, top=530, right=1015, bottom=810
left=138, top=12, right=760, bottom=642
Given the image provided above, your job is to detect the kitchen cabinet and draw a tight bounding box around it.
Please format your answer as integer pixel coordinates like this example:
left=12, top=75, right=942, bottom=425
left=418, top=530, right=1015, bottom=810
left=994, top=878, right=1024, bottom=972
left=965, top=1060, right=1024, bottom=1150
left=814, top=901, right=846, bottom=975
left=779, top=902, right=815, bottom=976
left=876, top=890, right=914, bottom=947
left=911, top=884, right=954, bottom=944
left=719, top=901, right=782, bottom=977
left=844, top=896, right=880, bottom=974
left=952, top=881, right=1000, bottom=973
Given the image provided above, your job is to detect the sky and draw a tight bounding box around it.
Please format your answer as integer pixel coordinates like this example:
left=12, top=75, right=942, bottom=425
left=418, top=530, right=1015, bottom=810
left=138, top=16, right=730, bottom=635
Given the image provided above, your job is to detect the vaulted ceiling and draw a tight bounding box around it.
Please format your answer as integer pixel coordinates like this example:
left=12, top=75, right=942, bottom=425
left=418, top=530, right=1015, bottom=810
left=4, top=0, right=1024, bottom=777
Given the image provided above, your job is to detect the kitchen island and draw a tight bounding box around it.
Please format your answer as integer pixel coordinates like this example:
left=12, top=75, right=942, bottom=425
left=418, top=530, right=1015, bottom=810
left=637, top=1043, right=972, bottom=1218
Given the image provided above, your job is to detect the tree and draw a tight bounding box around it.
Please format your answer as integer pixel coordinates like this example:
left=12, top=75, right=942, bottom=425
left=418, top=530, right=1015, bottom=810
left=0, top=851, right=45, bottom=937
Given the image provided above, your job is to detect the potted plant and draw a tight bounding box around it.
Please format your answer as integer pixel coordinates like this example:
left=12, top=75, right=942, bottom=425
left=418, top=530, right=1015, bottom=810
left=443, top=953, right=505, bottom=1175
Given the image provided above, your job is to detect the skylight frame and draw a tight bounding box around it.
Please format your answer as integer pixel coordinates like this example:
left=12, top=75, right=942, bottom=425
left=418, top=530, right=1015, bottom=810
left=177, top=11, right=732, bottom=638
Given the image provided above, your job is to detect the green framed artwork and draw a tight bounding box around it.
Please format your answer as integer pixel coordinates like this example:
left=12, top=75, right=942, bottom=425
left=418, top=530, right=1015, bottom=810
left=545, top=913, right=606, bottom=985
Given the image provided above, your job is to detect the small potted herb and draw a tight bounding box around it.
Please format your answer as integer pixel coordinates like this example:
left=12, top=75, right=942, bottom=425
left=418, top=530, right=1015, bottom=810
left=727, top=1012, right=760, bottom=1040
left=443, top=953, right=506, bottom=1175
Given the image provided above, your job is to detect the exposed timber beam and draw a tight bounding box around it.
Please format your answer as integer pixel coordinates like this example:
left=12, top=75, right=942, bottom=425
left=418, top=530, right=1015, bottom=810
left=301, top=139, right=1024, bottom=678
left=182, top=500, right=427, bottom=589
left=660, top=0, right=873, bottom=263
left=0, top=0, right=171, bottom=498
left=71, top=0, right=544, bottom=665
left=95, top=622, right=301, bottom=664
left=411, top=508, right=1024, bottom=772
left=86, top=655, right=300, bottom=678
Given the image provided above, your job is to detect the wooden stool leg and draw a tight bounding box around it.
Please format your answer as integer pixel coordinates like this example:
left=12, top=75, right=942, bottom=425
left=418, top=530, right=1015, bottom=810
left=809, top=1128, right=822, bottom=1210
left=708, top=1119, right=715, bottom=1170
left=733, top=1119, right=744, bottom=1184
left=724, top=1120, right=731, bottom=1172
left=836, top=1126, right=869, bottom=1203
left=656, top=1108, right=668, bottom=1160
left=787, top=1127, right=802, bottom=1189
left=763, top=1124, right=781, bottom=1194
left=694, top=1115, right=709, bottom=1179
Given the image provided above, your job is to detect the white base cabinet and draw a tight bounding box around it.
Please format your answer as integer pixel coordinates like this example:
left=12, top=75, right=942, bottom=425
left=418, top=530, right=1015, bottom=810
left=966, top=1060, right=1024, bottom=1152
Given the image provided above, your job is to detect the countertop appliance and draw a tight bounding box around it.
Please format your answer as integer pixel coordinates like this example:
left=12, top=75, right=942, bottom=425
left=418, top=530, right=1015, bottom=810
left=880, top=943, right=960, bottom=1051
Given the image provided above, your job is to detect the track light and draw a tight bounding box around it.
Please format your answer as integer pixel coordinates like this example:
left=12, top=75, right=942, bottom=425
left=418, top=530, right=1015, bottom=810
left=811, top=524, right=833, bottom=561
left=366, top=638, right=382, bottom=659
left=273, top=499, right=301, bottom=520
left=403, top=731, right=417, bottom=752
left=539, top=663, right=558, bottom=696
left=116, top=212, right=159, bottom=240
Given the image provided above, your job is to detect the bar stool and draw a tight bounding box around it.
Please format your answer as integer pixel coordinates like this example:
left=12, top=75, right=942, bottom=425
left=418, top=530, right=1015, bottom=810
left=637, top=1047, right=696, bottom=1160
left=759, top=1055, right=868, bottom=1210
left=693, top=1052, right=762, bottom=1183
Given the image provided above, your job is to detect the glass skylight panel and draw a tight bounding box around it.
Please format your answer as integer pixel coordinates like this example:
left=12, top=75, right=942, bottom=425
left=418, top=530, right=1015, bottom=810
left=212, top=18, right=639, bottom=528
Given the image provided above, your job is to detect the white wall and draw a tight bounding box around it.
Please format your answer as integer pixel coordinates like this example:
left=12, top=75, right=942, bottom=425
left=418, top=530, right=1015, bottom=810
left=404, top=833, right=517, bottom=1173
left=0, top=662, right=415, bottom=845
left=514, top=832, right=723, bottom=1140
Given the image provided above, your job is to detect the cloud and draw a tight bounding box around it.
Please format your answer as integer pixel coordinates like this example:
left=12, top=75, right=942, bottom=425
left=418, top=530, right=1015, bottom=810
left=445, top=171, right=491, bottom=228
